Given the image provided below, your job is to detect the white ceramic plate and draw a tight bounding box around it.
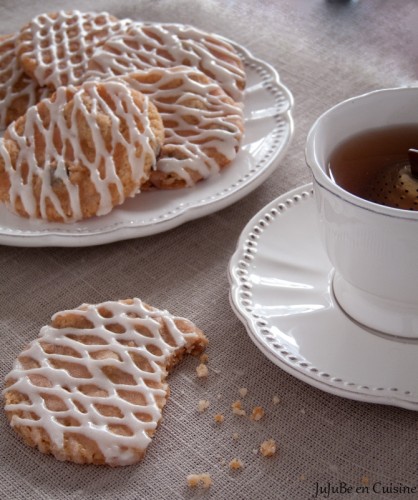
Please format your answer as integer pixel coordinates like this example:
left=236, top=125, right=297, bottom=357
left=0, top=38, right=294, bottom=247
left=228, top=184, right=418, bottom=411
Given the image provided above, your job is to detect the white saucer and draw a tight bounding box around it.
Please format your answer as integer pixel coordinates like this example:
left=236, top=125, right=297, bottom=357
left=228, top=183, right=418, bottom=410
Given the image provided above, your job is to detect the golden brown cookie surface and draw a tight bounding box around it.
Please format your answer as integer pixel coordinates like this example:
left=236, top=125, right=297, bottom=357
left=117, top=66, right=244, bottom=189
left=87, top=22, right=246, bottom=102
left=0, top=33, right=49, bottom=130
left=17, top=10, right=131, bottom=89
left=4, top=298, right=208, bottom=466
left=0, top=80, right=164, bottom=222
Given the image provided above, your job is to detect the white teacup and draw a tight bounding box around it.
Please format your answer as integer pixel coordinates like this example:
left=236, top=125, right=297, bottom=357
left=305, top=87, right=418, bottom=338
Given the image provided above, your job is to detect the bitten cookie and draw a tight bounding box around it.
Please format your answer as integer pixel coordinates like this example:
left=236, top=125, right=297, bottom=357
left=4, top=298, right=208, bottom=466
left=16, top=10, right=131, bottom=89
left=117, top=66, right=244, bottom=189
left=0, top=33, right=49, bottom=130
left=87, top=22, right=246, bottom=102
left=0, top=80, right=164, bottom=222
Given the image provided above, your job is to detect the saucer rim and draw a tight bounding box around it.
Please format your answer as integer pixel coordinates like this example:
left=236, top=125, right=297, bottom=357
left=228, top=183, right=418, bottom=411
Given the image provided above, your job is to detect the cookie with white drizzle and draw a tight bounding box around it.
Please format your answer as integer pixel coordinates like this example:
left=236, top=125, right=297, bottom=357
left=4, top=298, right=208, bottom=466
left=0, top=80, right=164, bottom=222
left=0, top=33, right=50, bottom=130
left=16, top=10, right=132, bottom=90
left=86, top=22, right=246, bottom=102
left=115, top=66, right=244, bottom=189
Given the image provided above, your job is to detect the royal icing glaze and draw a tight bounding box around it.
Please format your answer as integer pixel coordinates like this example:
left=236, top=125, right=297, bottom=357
left=0, top=80, right=158, bottom=222
left=17, top=10, right=132, bottom=89
left=4, top=299, right=202, bottom=466
left=0, top=33, right=48, bottom=130
left=116, top=66, right=244, bottom=187
left=87, top=22, right=246, bottom=102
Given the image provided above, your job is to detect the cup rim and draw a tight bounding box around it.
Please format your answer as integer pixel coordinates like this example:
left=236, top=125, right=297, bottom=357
left=305, top=86, right=418, bottom=220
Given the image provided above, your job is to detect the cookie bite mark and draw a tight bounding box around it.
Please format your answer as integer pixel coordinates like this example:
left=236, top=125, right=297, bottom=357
left=4, top=298, right=208, bottom=466
left=0, top=80, right=164, bottom=222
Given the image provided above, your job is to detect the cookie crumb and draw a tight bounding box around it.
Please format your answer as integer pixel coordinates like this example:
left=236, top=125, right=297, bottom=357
left=252, top=448, right=258, bottom=455
left=229, top=458, right=243, bottom=470
left=250, top=406, right=265, bottom=421
left=272, top=395, right=281, bottom=404
left=361, top=475, right=369, bottom=486
left=231, top=400, right=246, bottom=416
left=200, top=353, right=209, bottom=364
left=187, top=473, right=212, bottom=489
left=214, top=413, right=225, bottom=423
left=196, top=363, right=209, bottom=378
left=260, top=439, right=277, bottom=457
left=238, top=387, right=248, bottom=397
left=198, top=400, right=210, bottom=413
left=299, top=474, right=306, bottom=481
left=232, top=432, right=240, bottom=441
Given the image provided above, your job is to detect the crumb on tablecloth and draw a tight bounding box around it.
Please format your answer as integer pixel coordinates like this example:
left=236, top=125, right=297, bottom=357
left=187, top=473, right=212, bottom=488
left=272, top=395, right=281, bottom=404
left=361, top=475, right=370, bottom=486
left=214, top=413, right=225, bottom=423
left=260, top=439, right=277, bottom=457
left=196, top=363, right=209, bottom=378
left=198, top=399, right=210, bottom=412
left=238, top=387, right=248, bottom=397
left=250, top=406, right=265, bottom=421
left=232, top=432, right=240, bottom=441
left=229, top=458, right=244, bottom=470
left=200, top=353, right=209, bottom=364
left=231, top=400, right=246, bottom=416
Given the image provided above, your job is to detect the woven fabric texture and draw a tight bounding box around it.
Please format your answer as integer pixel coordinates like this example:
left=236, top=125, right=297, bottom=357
left=0, top=1, right=417, bottom=499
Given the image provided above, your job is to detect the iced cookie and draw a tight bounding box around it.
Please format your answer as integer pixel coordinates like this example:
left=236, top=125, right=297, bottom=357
left=4, top=298, right=208, bottom=466
left=87, top=22, right=246, bottom=102
left=0, top=33, right=49, bottom=130
left=17, top=10, right=131, bottom=89
left=117, top=66, right=244, bottom=189
left=0, top=80, right=164, bottom=222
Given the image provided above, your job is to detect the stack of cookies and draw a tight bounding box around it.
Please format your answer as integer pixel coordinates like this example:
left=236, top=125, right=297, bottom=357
left=0, top=11, right=246, bottom=222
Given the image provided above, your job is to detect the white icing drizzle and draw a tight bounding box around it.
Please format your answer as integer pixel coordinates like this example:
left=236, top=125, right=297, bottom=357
left=0, top=33, right=48, bottom=130
left=0, top=80, right=157, bottom=222
left=115, top=66, right=243, bottom=186
left=4, top=299, right=200, bottom=466
left=162, top=24, right=246, bottom=102
left=18, top=10, right=132, bottom=89
left=87, top=22, right=246, bottom=102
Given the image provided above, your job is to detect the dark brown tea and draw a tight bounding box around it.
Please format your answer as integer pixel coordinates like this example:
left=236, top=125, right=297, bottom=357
left=328, top=124, right=418, bottom=210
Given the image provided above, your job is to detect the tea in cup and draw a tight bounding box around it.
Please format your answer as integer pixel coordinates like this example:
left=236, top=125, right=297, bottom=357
left=305, top=87, right=418, bottom=338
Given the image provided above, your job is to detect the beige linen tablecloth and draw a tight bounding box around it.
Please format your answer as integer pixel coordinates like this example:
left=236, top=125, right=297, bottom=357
left=1, top=1, right=417, bottom=499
